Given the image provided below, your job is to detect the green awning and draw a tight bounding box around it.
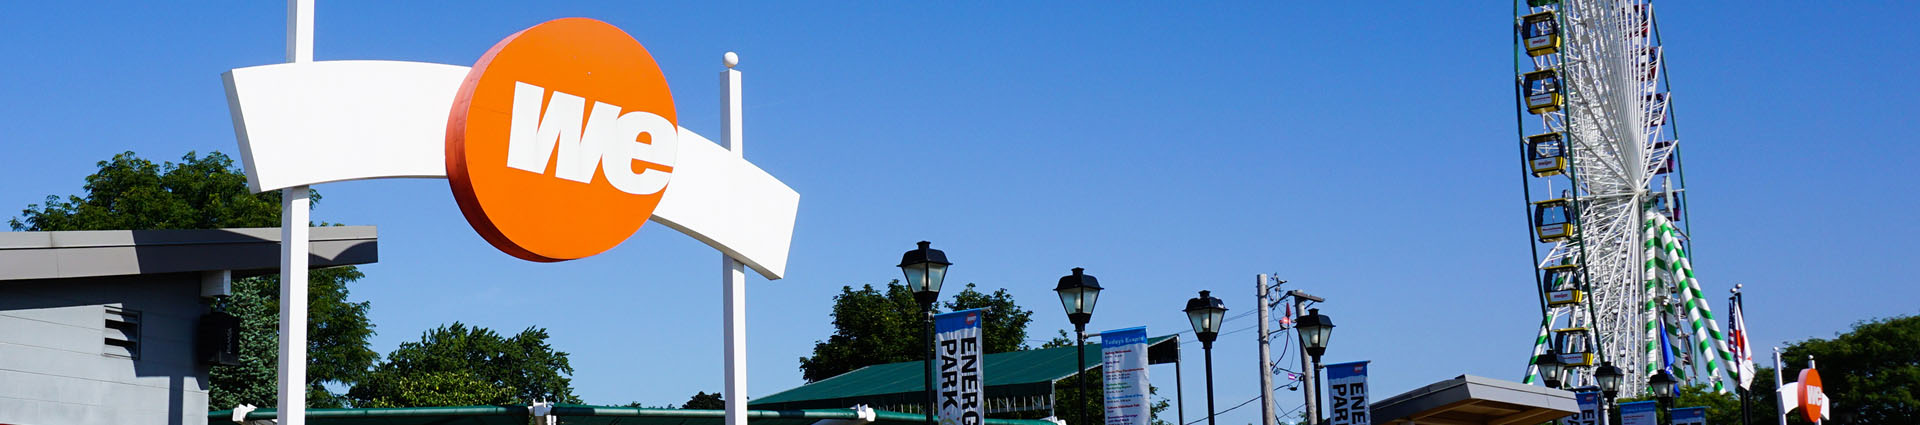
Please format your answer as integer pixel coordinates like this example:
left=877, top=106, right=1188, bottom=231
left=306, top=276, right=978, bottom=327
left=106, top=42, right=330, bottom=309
left=748, top=335, right=1179, bottom=413
left=208, top=405, right=1058, bottom=425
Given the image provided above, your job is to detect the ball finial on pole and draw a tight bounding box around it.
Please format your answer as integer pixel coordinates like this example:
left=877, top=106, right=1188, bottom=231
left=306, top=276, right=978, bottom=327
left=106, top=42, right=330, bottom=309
left=724, top=51, right=739, bottom=68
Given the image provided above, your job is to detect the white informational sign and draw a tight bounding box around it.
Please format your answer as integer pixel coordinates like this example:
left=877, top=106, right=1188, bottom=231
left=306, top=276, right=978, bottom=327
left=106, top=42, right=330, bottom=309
left=1325, top=361, right=1371, bottom=425
left=1561, top=391, right=1599, bottom=425
left=935, top=309, right=985, bottom=425
left=1101, top=327, right=1150, bottom=425
left=1672, top=406, right=1706, bottom=425
left=1619, top=401, right=1658, bottom=425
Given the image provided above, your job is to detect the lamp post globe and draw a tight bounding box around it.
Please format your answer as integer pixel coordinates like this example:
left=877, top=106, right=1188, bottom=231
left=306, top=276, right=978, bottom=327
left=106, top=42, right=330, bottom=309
left=899, top=241, right=950, bottom=309
left=1536, top=349, right=1565, bottom=389
left=1184, top=290, right=1227, bottom=425
left=1054, top=267, right=1102, bottom=425
left=1594, top=362, right=1624, bottom=402
left=1055, top=267, right=1102, bottom=331
left=1648, top=369, right=1678, bottom=424
left=899, top=241, right=950, bottom=423
left=1184, top=291, right=1228, bottom=346
left=1647, top=369, right=1677, bottom=399
left=1296, top=308, right=1335, bottom=362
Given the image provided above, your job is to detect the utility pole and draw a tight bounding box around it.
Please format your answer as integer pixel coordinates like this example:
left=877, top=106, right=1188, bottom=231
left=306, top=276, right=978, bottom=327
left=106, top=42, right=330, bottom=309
left=1290, top=289, right=1325, bottom=425
left=1256, top=275, right=1277, bottom=425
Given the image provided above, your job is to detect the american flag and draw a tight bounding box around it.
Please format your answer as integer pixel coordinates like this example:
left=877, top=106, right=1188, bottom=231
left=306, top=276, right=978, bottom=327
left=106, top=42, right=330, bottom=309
left=1728, top=295, right=1755, bottom=390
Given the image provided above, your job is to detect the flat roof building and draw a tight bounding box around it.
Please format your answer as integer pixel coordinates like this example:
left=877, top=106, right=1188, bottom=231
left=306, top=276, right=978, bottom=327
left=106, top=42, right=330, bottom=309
left=0, top=226, right=377, bottom=425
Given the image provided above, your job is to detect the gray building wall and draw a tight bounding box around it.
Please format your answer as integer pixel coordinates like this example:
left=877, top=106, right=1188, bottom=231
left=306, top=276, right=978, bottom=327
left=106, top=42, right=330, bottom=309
left=0, top=272, right=211, bottom=425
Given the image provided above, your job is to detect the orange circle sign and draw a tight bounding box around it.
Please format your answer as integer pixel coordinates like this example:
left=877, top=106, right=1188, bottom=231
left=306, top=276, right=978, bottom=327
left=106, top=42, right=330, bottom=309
left=1798, top=368, right=1824, bottom=422
left=447, top=18, right=678, bottom=262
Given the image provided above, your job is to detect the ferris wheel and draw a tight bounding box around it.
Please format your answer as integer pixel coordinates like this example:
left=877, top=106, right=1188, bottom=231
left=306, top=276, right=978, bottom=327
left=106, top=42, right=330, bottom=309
left=1510, top=0, right=1735, bottom=395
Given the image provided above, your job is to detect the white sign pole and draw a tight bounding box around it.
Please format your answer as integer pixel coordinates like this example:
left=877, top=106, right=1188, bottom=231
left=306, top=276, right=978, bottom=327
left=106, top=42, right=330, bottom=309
left=721, top=51, right=748, bottom=425
left=277, top=1, right=314, bottom=424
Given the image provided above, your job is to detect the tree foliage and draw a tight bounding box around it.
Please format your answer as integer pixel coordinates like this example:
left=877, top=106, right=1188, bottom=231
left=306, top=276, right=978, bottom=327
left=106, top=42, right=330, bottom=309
left=1780, top=314, right=1920, bottom=424
left=798, top=282, right=1034, bottom=382
left=682, top=391, right=726, bottom=410
left=347, top=322, right=579, bottom=407
left=9, top=151, right=376, bottom=409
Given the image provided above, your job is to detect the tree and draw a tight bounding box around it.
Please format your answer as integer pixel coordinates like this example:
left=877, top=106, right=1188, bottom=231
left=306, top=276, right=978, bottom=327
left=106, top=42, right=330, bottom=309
left=682, top=391, right=725, bottom=410
left=797, top=282, right=1035, bottom=382
left=9, top=151, right=376, bottom=409
left=1781, top=314, right=1920, bottom=424
left=347, top=322, right=579, bottom=407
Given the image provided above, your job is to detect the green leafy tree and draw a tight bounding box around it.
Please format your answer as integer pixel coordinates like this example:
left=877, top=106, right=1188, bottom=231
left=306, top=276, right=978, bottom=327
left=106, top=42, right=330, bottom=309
left=9, top=151, right=376, bottom=409
left=1780, top=314, right=1920, bottom=424
left=682, top=391, right=725, bottom=410
left=797, top=282, right=1034, bottom=382
left=347, top=322, right=579, bottom=407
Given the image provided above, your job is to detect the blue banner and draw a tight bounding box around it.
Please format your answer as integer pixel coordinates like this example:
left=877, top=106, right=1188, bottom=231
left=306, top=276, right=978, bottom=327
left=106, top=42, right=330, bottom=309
left=1619, top=401, right=1658, bottom=425
left=1324, top=361, right=1370, bottom=425
left=1671, top=406, right=1707, bottom=425
left=1561, top=391, right=1599, bottom=425
left=1101, top=327, right=1150, bottom=425
left=935, top=309, right=985, bottom=425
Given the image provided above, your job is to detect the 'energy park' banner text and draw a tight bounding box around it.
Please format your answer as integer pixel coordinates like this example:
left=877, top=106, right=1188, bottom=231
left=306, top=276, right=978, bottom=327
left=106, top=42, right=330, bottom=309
left=935, top=309, right=985, bottom=425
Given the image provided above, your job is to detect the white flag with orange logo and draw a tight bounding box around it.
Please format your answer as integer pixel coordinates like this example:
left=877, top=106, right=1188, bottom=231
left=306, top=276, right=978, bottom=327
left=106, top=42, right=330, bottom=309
left=1729, top=297, right=1755, bottom=390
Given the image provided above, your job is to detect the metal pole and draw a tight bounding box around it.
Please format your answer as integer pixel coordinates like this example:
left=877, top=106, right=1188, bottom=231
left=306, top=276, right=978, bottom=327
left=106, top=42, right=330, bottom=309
left=1296, top=297, right=1317, bottom=425
left=276, top=3, right=314, bottom=423
left=720, top=55, right=749, bottom=425
left=1255, top=275, right=1276, bottom=425
left=1175, top=341, right=1185, bottom=425
left=925, top=307, right=937, bottom=424
left=1311, top=358, right=1324, bottom=425
left=1773, top=348, right=1786, bottom=425
left=1203, top=342, right=1217, bottom=425
left=1077, top=326, right=1088, bottom=425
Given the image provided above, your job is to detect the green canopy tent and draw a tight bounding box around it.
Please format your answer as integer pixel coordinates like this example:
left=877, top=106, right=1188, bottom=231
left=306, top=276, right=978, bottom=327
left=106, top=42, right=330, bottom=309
left=209, top=405, right=1056, bottom=425
left=750, top=336, right=1179, bottom=417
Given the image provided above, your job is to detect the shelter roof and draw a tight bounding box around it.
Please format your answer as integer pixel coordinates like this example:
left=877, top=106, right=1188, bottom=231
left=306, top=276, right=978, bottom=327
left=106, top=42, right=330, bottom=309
left=1370, top=375, right=1578, bottom=425
left=0, top=226, right=377, bottom=280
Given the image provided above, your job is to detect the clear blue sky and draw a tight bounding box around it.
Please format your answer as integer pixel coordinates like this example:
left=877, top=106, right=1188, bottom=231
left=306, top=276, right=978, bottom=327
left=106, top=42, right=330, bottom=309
left=3, top=1, right=1916, bottom=422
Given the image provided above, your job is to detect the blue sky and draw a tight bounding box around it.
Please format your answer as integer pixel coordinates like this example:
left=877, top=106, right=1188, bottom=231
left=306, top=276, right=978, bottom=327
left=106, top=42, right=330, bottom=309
left=3, top=1, right=1917, bottom=422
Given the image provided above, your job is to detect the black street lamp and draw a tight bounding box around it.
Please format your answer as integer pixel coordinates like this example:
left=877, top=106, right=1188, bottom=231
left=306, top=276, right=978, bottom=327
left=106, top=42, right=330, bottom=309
left=900, top=241, right=950, bottom=423
left=1295, top=308, right=1335, bottom=425
left=1648, top=369, right=1678, bottom=424
left=1054, top=268, right=1102, bottom=425
left=1183, top=291, right=1227, bottom=425
left=1594, top=362, right=1624, bottom=425
left=1594, top=362, right=1624, bottom=402
left=1536, top=348, right=1566, bottom=389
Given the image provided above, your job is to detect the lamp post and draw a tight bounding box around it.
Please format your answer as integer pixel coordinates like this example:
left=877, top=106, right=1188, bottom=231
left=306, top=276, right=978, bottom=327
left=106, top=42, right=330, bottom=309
left=1595, top=362, right=1623, bottom=425
left=1536, top=348, right=1566, bottom=390
left=1054, top=268, right=1102, bottom=425
left=1647, top=369, right=1677, bottom=425
left=1184, top=291, right=1227, bottom=425
left=900, top=241, right=950, bottom=423
left=1295, top=309, right=1335, bottom=425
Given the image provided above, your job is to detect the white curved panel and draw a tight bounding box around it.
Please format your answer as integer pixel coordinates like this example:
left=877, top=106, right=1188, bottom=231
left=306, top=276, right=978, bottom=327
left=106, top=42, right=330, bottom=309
left=221, top=61, right=798, bottom=279
left=652, top=129, right=799, bottom=280
left=223, top=61, right=470, bottom=192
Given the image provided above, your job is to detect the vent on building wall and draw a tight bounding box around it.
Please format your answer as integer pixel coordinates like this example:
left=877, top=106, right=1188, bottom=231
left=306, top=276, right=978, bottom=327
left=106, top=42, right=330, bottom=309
left=104, top=306, right=141, bottom=359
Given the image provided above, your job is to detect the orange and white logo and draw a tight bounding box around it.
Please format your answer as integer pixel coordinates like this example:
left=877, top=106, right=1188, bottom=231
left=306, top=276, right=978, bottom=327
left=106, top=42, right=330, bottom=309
left=446, top=18, right=678, bottom=262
